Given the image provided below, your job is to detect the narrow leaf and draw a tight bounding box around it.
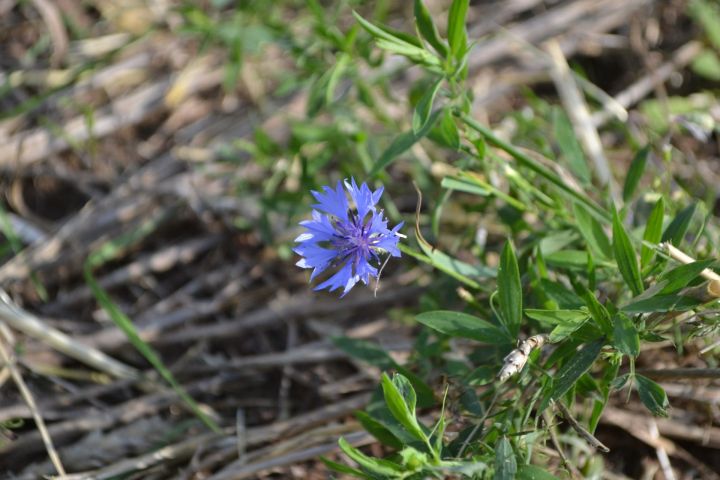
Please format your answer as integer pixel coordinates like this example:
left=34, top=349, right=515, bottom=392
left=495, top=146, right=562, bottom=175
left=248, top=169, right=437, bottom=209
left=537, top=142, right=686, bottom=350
left=333, top=337, right=434, bottom=407
left=320, top=457, right=372, bottom=479
left=661, top=203, right=697, bottom=245
left=641, top=197, right=665, bottom=267
left=524, top=309, right=589, bottom=326
left=494, top=436, right=517, bottom=480
left=623, top=146, right=650, bottom=202
left=369, top=110, right=441, bottom=176
left=573, top=202, right=612, bottom=260
left=553, top=109, right=590, bottom=183
left=657, top=259, right=715, bottom=295
left=551, top=339, right=603, bottom=400
left=517, top=465, right=560, bottom=479
left=332, top=337, right=395, bottom=370
left=416, top=311, right=509, bottom=343
left=355, top=411, right=404, bottom=449
left=636, top=374, right=670, bottom=417
left=381, top=373, right=427, bottom=442
left=525, top=309, right=591, bottom=343
left=400, top=244, right=494, bottom=290
left=577, top=285, right=613, bottom=336
left=392, top=373, right=417, bottom=414
left=430, top=108, right=461, bottom=149
left=353, top=11, right=416, bottom=47
left=441, top=176, right=489, bottom=196
left=447, top=0, right=469, bottom=61
left=498, top=241, right=522, bottom=338
left=613, top=313, right=639, bottom=357
left=338, top=436, right=404, bottom=475
left=414, top=0, right=448, bottom=56
left=84, top=266, right=220, bottom=432
left=412, top=77, right=443, bottom=134
left=612, top=207, right=644, bottom=296
left=621, top=294, right=701, bottom=313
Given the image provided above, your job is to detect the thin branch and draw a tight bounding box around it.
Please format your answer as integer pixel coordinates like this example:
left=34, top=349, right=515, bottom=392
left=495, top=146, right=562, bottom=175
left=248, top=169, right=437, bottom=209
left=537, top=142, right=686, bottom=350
left=554, top=400, right=609, bottom=453
left=0, top=323, right=66, bottom=477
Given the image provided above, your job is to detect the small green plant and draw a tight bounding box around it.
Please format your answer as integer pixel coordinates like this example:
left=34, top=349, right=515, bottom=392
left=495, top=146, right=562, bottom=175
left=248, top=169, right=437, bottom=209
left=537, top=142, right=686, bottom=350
left=288, top=0, right=720, bottom=477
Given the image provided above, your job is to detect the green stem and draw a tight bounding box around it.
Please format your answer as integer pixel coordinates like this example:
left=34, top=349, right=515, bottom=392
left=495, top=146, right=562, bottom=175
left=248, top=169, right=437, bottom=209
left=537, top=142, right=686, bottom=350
left=458, top=112, right=609, bottom=221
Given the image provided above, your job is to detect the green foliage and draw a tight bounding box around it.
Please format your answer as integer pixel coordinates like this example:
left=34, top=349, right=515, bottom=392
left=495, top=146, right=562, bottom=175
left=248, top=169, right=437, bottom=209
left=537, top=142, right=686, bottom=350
left=248, top=1, right=718, bottom=477
left=416, top=311, right=510, bottom=344
left=498, top=241, right=523, bottom=338
left=636, top=375, right=670, bottom=417
left=622, top=146, right=650, bottom=203
left=612, top=207, right=644, bottom=296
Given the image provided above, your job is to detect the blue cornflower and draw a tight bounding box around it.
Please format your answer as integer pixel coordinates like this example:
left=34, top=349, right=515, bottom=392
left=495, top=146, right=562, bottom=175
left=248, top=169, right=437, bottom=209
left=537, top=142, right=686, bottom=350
left=294, top=178, right=403, bottom=296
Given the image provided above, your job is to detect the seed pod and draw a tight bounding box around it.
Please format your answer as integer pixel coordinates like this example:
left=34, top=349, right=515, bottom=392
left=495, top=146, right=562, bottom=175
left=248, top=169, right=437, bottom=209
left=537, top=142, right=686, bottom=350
left=497, top=334, right=550, bottom=383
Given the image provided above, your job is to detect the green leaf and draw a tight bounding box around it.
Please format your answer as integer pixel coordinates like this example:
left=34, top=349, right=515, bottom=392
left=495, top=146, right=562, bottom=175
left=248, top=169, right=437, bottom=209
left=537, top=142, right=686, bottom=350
left=338, top=436, right=404, bottom=476
left=641, top=197, right=665, bottom=267
left=636, top=374, right=670, bottom=417
left=498, top=241, right=522, bottom=338
left=525, top=309, right=591, bottom=343
left=573, top=203, right=612, bottom=260
left=657, top=259, right=715, bottom=295
left=447, top=0, right=469, bottom=62
left=381, top=373, right=427, bottom=442
left=692, top=49, right=720, bottom=81
left=465, top=365, right=496, bottom=386
left=623, top=146, right=650, bottom=202
left=399, top=446, right=430, bottom=470
left=494, top=437, right=517, bottom=480
left=612, top=207, right=644, bottom=296
left=613, top=312, right=639, bottom=357
left=333, top=337, right=435, bottom=407
left=661, top=203, right=696, bottom=246
left=413, top=77, right=443, bottom=134
left=441, top=176, right=489, bottom=196
left=393, top=373, right=417, bottom=413
left=689, top=0, right=720, bottom=50
left=460, top=114, right=608, bottom=221
left=416, top=310, right=509, bottom=343
left=353, top=11, right=441, bottom=69
left=541, top=279, right=584, bottom=309
left=369, top=110, right=441, bottom=177
left=320, top=456, right=373, bottom=479
left=353, top=11, right=412, bottom=46
left=524, top=309, right=589, bottom=326
left=517, top=464, right=560, bottom=479
left=553, top=108, right=590, bottom=183
left=430, top=108, right=461, bottom=150
left=611, top=373, right=631, bottom=390
left=355, top=411, right=404, bottom=449
left=332, top=337, right=396, bottom=370
left=545, top=250, right=591, bottom=270
left=621, top=294, right=702, bottom=313
left=550, top=339, right=603, bottom=401
left=414, top=0, right=448, bottom=57
left=84, top=265, right=220, bottom=433
left=578, top=285, right=613, bottom=336
left=400, top=244, right=495, bottom=290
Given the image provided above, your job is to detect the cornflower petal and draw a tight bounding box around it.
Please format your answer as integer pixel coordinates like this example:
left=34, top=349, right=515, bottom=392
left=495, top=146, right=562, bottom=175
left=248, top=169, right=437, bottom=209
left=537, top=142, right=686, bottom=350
left=345, top=178, right=378, bottom=221
left=311, top=180, right=348, bottom=222
left=296, top=177, right=403, bottom=296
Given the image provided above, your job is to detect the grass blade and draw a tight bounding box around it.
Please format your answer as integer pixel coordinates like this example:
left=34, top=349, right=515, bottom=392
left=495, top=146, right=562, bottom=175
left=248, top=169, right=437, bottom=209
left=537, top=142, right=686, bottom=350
left=84, top=265, right=221, bottom=433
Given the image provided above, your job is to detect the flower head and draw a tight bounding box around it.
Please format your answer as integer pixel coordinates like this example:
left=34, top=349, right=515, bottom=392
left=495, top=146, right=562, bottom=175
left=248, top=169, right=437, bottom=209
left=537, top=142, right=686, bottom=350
left=294, top=178, right=403, bottom=296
